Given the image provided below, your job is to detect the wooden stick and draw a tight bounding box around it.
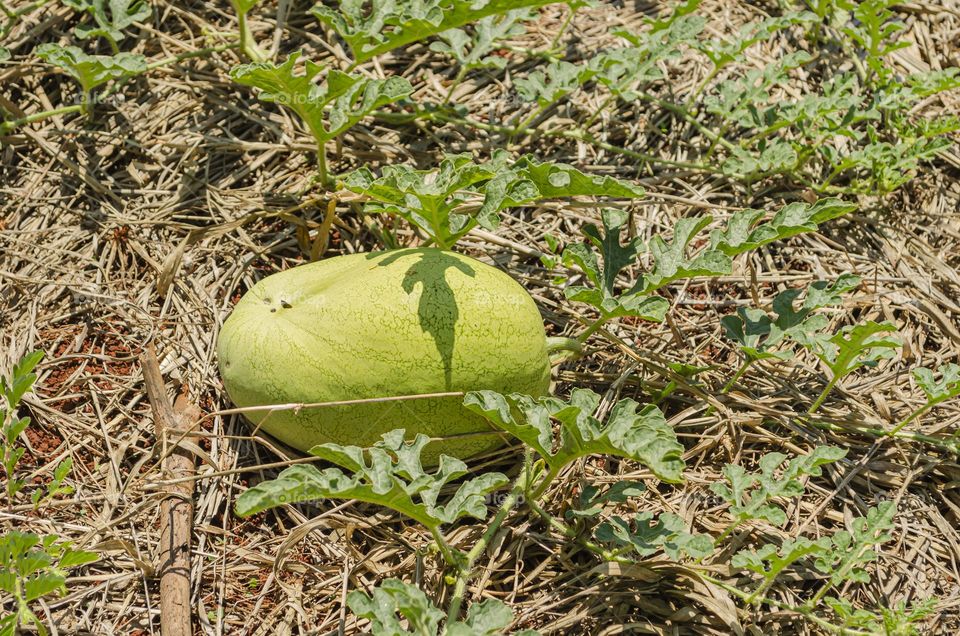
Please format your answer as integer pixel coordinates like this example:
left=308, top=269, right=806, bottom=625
left=141, top=345, right=196, bottom=636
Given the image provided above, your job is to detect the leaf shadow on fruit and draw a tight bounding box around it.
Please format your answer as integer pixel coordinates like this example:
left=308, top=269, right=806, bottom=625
left=371, top=249, right=476, bottom=388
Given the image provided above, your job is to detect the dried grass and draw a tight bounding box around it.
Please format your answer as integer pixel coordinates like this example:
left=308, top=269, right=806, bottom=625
left=2, top=0, right=960, bottom=634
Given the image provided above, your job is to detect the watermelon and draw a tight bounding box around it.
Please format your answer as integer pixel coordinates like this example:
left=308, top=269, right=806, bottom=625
left=217, top=248, right=551, bottom=461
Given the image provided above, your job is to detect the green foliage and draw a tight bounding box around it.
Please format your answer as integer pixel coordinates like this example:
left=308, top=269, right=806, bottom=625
left=30, top=457, right=75, bottom=508
left=514, top=59, right=593, bottom=108
left=230, top=51, right=412, bottom=179
left=229, top=53, right=411, bottom=180
left=0, top=532, right=98, bottom=636
left=35, top=44, right=146, bottom=100
left=62, top=0, right=150, bottom=51
left=730, top=501, right=898, bottom=607
left=731, top=536, right=830, bottom=600
left=234, top=430, right=508, bottom=532
left=340, top=153, right=645, bottom=249
left=800, top=321, right=901, bottom=412
left=596, top=512, right=714, bottom=560
left=721, top=274, right=860, bottom=371
left=2, top=351, right=77, bottom=512
left=312, top=0, right=561, bottom=63
left=890, top=362, right=960, bottom=434
left=463, top=389, right=685, bottom=483
left=340, top=152, right=513, bottom=249
left=837, top=0, right=908, bottom=78
left=710, top=446, right=847, bottom=527
left=612, top=0, right=956, bottom=193
left=227, top=0, right=265, bottom=61
left=561, top=209, right=681, bottom=322
left=565, top=481, right=645, bottom=520
left=913, top=364, right=960, bottom=405
left=592, top=13, right=704, bottom=100
left=347, top=578, right=539, bottom=635
left=697, top=11, right=816, bottom=73
left=430, top=9, right=535, bottom=74
left=485, top=156, right=645, bottom=216
left=825, top=596, right=934, bottom=636
left=562, top=199, right=854, bottom=324
left=2, top=351, right=42, bottom=505
left=813, top=501, right=896, bottom=591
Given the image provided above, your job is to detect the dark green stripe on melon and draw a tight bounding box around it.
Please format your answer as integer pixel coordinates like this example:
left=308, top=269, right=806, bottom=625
left=217, top=248, right=551, bottom=462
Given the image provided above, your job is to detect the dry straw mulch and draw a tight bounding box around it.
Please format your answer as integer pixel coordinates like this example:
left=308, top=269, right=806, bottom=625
left=2, top=0, right=960, bottom=634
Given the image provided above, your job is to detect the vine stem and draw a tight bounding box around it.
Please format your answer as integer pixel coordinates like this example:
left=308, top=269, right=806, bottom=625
left=545, top=336, right=582, bottom=365
left=698, top=572, right=873, bottom=636
left=145, top=43, right=238, bottom=72
left=580, top=93, right=616, bottom=131
left=445, top=466, right=528, bottom=623
left=236, top=9, right=267, bottom=62
left=886, top=401, right=933, bottom=437
left=429, top=527, right=457, bottom=568
left=807, top=375, right=840, bottom=415
left=510, top=102, right=549, bottom=139
left=576, top=316, right=610, bottom=344
left=0, top=0, right=50, bottom=40
left=721, top=358, right=753, bottom=394
left=0, top=104, right=82, bottom=134
left=547, top=3, right=577, bottom=52
left=316, top=140, right=329, bottom=188
left=443, top=67, right=468, bottom=103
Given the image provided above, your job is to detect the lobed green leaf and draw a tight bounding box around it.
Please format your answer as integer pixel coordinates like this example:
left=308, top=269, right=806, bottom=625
left=347, top=578, right=537, bottom=636
left=464, top=389, right=685, bottom=483
left=35, top=45, right=145, bottom=94
left=313, top=0, right=561, bottom=63
left=231, top=51, right=412, bottom=146
left=596, top=512, right=714, bottom=560
left=235, top=430, right=507, bottom=530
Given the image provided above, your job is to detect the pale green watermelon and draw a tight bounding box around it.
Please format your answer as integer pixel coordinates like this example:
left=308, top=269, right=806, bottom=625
left=217, top=248, right=551, bottom=461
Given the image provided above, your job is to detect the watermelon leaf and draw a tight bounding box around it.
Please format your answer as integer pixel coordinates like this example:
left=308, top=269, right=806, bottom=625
left=230, top=51, right=412, bottom=145
left=800, top=321, right=901, bottom=413
left=63, top=0, right=150, bottom=51
left=561, top=208, right=668, bottom=322
left=564, top=198, right=855, bottom=327
left=565, top=481, right=646, bottom=520
left=732, top=537, right=831, bottom=579
left=731, top=536, right=832, bottom=602
left=710, top=446, right=846, bottom=528
left=35, top=44, right=146, bottom=97
left=430, top=10, right=535, bottom=75
left=234, top=430, right=507, bottom=531
left=632, top=215, right=731, bottom=294
left=514, top=59, right=594, bottom=108
left=341, top=152, right=512, bottom=249
left=888, top=363, right=960, bottom=437
left=311, top=0, right=561, bottom=63
left=813, top=501, right=896, bottom=592
left=463, top=389, right=685, bottom=483
left=596, top=512, right=714, bottom=560
left=347, top=578, right=539, bottom=636
left=341, top=154, right=646, bottom=249
left=912, top=364, right=960, bottom=404
left=710, top=198, right=857, bottom=256
left=697, top=11, right=816, bottom=72
left=721, top=275, right=861, bottom=366
left=592, top=13, right=704, bottom=101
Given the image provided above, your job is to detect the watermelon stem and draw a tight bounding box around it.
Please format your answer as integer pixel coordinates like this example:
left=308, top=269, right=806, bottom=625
left=445, top=462, right=530, bottom=623
left=546, top=336, right=583, bottom=365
